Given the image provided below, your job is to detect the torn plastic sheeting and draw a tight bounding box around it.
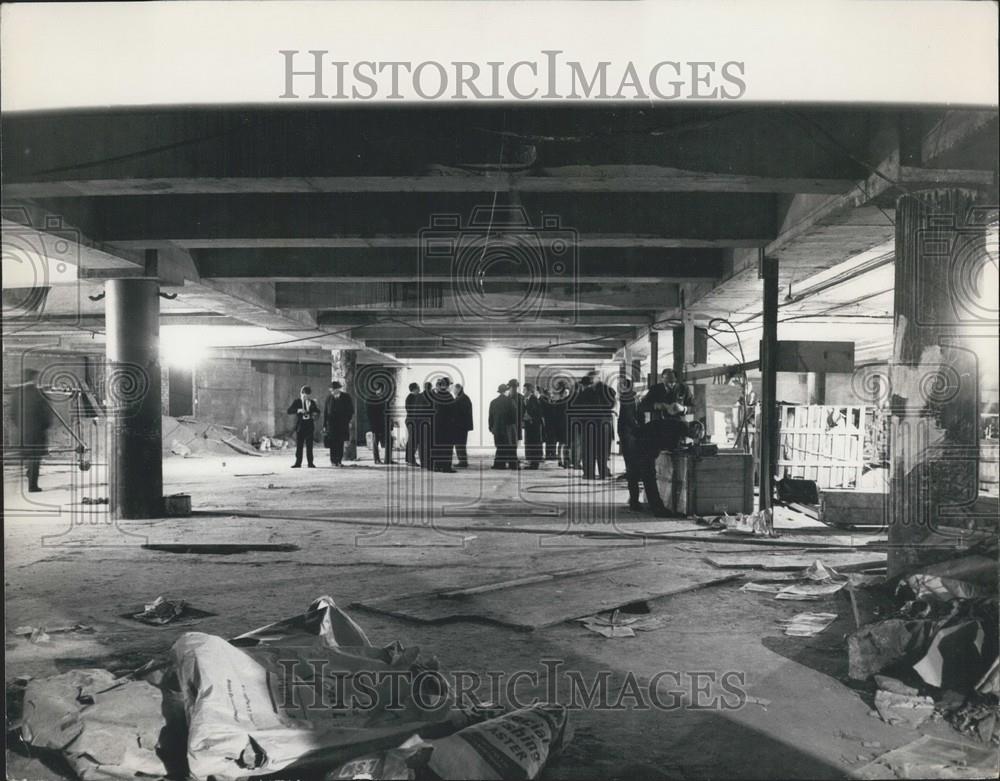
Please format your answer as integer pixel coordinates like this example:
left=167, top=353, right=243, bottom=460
left=904, top=554, right=998, bottom=603
left=847, top=618, right=938, bottom=681
left=912, top=619, right=986, bottom=690
left=905, top=574, right=995, bottom=603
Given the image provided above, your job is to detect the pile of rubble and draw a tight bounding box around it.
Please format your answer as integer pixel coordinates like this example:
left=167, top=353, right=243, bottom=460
left=846, top=552, right=999, bottom=745
left=162, top=415, right=263, bottom=458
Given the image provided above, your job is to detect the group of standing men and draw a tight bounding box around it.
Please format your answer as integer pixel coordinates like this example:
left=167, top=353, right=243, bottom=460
left=285, top=368, right=705, bottom=519
left=488, top=374, right=618, bottom=477
left=404, top=377, right=474, bottom=472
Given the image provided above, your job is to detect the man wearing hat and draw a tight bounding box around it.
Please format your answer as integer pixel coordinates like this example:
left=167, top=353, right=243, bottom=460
left=403, top=382, right=423, bottom=466
left=488, top=383, right=518, bottom=469
left=453, top=383, right=474, bottom=468
left=430, top=376, right=458, bottom=473
left=288, top=385, right=320, bottom=468
left=523, top=382, right=543, bottom=469
left=323, top=381, right=354, bottom=467
left=507, top=379, right=525, bottom=459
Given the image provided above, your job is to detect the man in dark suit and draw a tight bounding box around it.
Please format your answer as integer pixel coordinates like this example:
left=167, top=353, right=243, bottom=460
left=288, top=384, right=320, bottom=468
left=488, top=384, right=518, bottom=469
left=640, top=368, right=695, bottom=422
left=594, top=373, right=617, bottom=477
left=523, top=383, right=544, bottom=469
left=507, top=379, right=525, bottom=460
left=540, top=388, right=559, bottom=461
left=11, top=368, right=53, bottom=492
left=430, top=377, right=457, bottom=473
left=453, top=383, right=474, bottom=468
left=617, top=377, right=644, bottom=511
left=322, top=381, right=354, bottom=467
left=403, top=382, right=422, bottom=466
left=366, top=383, right=392, bottom=465
left=573, top=372, right=615, bottom=480
left=417, top=382, right=434, bottom=469
left=550, top=382, right=571, bottom=468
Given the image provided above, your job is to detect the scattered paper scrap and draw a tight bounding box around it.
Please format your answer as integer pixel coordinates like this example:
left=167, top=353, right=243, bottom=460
left=776, top=581, right=846, bottom=601
left=854, top=735, right=998, bottom=780
left=803, top=559, right=843, bottom=581
left=12, top=624, right=95, bottom=643
left=577, top=610, right=672, bottom=638
left=132, top=597, right=188, bottom=626
left=778, top=612, right=838, bottom=637
left=741, top=582, right=786, bottom=594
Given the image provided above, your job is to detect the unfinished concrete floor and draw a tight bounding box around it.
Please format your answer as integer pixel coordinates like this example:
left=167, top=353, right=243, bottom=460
left=3, top=450, right=980, bottom=780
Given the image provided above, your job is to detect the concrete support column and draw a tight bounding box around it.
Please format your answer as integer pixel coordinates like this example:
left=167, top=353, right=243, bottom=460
left=758, top=256, right=779, bottom=511
left=807, top=373, right=826, bottom=405
left=672, top=317, right=707, bottom=377
left=106, top=278, right=163, bottom=519
left=331, top=349, right=358, bottom=460
left=889, top=189, right=992, bottom=576
left=673, top=318, right=709, bottom=420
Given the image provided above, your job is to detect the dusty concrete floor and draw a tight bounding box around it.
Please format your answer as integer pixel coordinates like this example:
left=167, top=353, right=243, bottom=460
left=3, top=449, right=976, bottom=779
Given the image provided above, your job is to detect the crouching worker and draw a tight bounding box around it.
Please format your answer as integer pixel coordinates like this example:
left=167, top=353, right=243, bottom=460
left=629, top=416, right=705, bottom=517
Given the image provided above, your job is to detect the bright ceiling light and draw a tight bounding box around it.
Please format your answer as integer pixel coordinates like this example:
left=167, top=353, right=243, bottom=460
left=160, top=326, right=209, bottom=368
left=481, top=345, right=510, bottom=363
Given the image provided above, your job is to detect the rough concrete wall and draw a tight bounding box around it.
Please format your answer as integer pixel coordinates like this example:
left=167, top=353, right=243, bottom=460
left=192, top=357, right=324, bottom=441
left=776, top=373, right=809, bottom=405
left=193, top=358, right=263, bottom=438
left=264, top=361, right=329, bottom=438
left=825, top=365, right=890, bottom=406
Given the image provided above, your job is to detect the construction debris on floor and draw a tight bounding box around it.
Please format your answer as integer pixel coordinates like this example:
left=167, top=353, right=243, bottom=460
left=854, top=735, right=998, bottom=780
left=11, top=596, right=572, bottom=781
left=131, top=596, right=191, bottom=626
left=352, top=560, right=740, bottom=630
left=162, top=415, right=263, bottom=458
left=843, top=549, right=999, bottom=750
left=779, top=612, right=839, bottom=637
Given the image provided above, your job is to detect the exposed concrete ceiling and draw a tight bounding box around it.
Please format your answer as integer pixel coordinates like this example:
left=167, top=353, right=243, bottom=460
left=3, top=106, right=997, bottom=363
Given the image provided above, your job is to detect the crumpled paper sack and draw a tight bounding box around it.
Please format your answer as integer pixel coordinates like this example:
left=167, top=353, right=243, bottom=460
left=20, top=669, right=185, bottom=780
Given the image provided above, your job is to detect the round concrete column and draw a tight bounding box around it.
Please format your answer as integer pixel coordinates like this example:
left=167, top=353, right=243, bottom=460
left=106, top=278, right=163, bottom=518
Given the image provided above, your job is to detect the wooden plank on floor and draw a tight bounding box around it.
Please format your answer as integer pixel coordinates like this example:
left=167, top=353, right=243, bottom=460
left=704, top=551, right=886, bottom=571
left=351, top=563, right=740, bottom=630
